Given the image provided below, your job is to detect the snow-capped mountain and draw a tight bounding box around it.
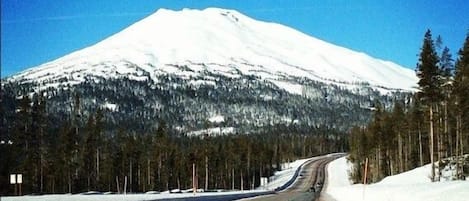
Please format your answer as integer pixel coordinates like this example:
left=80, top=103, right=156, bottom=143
left=8, top=7, right=417, bottom=93
left=3, top=8, right=418, bottom=133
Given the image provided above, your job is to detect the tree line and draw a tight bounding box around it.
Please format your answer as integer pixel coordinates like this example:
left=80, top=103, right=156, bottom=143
left=0, top=90, right=347, bottom=195
left=349, top=30, right=469, bottom=183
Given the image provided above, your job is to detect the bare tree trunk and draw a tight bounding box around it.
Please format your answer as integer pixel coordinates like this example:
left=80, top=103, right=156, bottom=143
left=138, top=164, right=141, bottom=192
left=444, top=101, right=451, bottom=157
left=363, top=158, right=368, bottom=184
left=87, top=174, right=91, bottom=191
left=247, top=147, right=251, bottom=190
left=418, top=123, right=424, bottom=166
left=40, top=155, right=44, bottom=193
left=116, top=176, right=120, bottom=194
left=147, top=159, right=151, bottom=188
left=205, top=155, right=209, bottom=191
left=437, top=104, right=442, bottom=162
left=433, top=104, right=441, bottom=161
left=460, top=116, right=464, bottom=156
left=240, top=171, right=244, bottom=191
left=231, top=168, right=235, bottom=190
left=435, top=103, right=443, bottom=181
left=177, top=176, right=181, bottom=190
left=52, top=177, right=55, bottom=194
left=158, top=155, right=162, bottom=187
left=97, top=149, right=100, bottom=184
left=68, top=172, right=72, bottom=193
left=459, top=116, right=464, bottom=179
left=224, top=160, right=228, bottom=189
left=252, top=172, right=255, bottom=190
left=192, top=163, right=196, bottom=195
left=124, top=176, right=127, bottom=195
left=303, top=136, right=306, bottom=157
left=430, top=105, right=435, bottom=182
left=129, top=159, right=132, bottom=193
left=376, top=147, right=381, bottom=181
left=456, top=115, right=460, bottom=179
left=407, top=130, right=411, bottom=171
left=398, top=132, right=404, bottom=172
left=389, top=150, right=394, bottom=176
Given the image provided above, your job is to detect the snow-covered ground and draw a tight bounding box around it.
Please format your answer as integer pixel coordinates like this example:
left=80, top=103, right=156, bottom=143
left=186, top=126, right=235, bottom=137
left=2, top=156, right=313, bottom=201
left=1, top=190, right=268, bottom=201
left=324, top=157, right=469, bottom=201
left=258, top=158, right=311, bottom=190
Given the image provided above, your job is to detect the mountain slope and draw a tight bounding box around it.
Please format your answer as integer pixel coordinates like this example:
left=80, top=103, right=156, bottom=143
left=8, top=8, right=417, bottom=92
left=3, top=8, right=417, bottom=134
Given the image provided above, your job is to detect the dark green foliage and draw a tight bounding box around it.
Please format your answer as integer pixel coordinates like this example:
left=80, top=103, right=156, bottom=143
left=348, top=30, right=469, bottom=184
left=416, top=30, right=442, bottom=104
left=454, top=32, right=469, bottom=137
left=0, top=88, right=347, bottom=195
left=440, top=46, right=454, bottom=78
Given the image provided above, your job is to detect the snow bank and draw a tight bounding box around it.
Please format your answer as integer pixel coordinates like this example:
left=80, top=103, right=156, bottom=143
left=258, top=157, right=312, bottom=190
left=324, top=156, right=469, bottom=201
left=325, top=156, right=353, bottom=188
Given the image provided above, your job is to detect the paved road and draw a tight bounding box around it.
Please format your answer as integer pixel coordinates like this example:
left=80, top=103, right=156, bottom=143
left=151, top=154, right=344, bottom=201
left=245, top=154, right=344, bottom=201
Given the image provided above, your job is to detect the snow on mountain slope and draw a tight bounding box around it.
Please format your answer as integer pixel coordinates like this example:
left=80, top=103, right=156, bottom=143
left=324, top=157, right=469, bottom=201
left=8, top=8, right=417, bottom=92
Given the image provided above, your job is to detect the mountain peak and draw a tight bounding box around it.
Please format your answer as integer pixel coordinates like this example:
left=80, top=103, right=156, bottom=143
left=8, top=7, right=417, bottom=92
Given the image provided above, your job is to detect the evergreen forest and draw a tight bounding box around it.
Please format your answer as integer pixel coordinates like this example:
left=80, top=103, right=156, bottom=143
left=349, top=30, right=469, bottom=183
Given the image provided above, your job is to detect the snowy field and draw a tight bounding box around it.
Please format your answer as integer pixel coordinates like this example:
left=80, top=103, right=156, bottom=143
left=324, top=156, right=469, bottom=201
left=1, top=156, right=314, bottom=201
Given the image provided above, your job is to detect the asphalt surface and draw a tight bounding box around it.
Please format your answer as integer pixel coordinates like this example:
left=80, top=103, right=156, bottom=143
left=151, top=153, right=344, bottom=201
left=245, top=154, right=343, bottom=201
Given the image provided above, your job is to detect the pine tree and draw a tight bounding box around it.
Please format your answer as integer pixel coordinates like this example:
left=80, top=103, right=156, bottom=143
left=12, top=94, right=33, bottom=193
left=94, top=109, right=104, bottom=190
left=30, top=93, right=48, bottom=193
left=438, top=46, right=454, bottom=160
left=416, top=30, right=441, bottom=182
left=453, top=31, right=469, bottom=179
left=409, top=96, right=426, bottom=167
left=440, top=47, right=454, bottom=78
left=367, top=101, right=385, bottom=181
left=391, top=101, right=406, bottom=173
left=81, top=113, right=97, bottom=191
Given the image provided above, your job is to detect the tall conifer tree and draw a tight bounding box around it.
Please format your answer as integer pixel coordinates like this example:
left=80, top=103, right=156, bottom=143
left=453, top=32, right=469, bottom=178
left=416, top=30, right=441, bottom=182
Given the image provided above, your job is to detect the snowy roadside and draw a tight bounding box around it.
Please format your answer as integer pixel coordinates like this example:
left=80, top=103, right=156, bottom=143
left=1, top=157, right=314, bottom=201
left=1, top=190, right=268, bottom=201
left=324, top=156, right=469, bottom=201
left=257, top=157, right=312, bottom=190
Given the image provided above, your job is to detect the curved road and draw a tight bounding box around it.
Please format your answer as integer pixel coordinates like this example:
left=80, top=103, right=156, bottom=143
left=246, top=154, right=344, bottom=201
left=154, top=154, right=344, bottom=201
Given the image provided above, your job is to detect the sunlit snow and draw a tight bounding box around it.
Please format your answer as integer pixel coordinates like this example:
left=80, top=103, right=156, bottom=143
left=324, top=157, right=469, bottom=201
left=8, top=8, right=417, bottom=93
left=208, top=115, right=225, bottom=123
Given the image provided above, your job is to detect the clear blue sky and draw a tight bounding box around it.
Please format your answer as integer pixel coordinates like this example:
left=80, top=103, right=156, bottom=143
left=1, top=0, right=468, bottom=77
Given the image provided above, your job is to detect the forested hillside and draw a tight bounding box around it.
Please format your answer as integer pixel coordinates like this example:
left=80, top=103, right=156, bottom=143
left=0, top=90, right=347, bottom=194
